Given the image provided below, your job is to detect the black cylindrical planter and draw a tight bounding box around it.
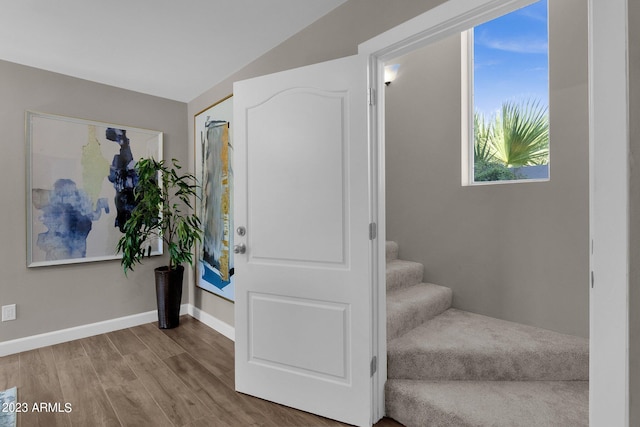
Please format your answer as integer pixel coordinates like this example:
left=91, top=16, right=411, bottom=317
left=154, top=265, right=184, bottom=329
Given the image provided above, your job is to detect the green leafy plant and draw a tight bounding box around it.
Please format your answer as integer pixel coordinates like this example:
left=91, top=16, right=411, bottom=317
left=473, top=111, right=496, bottom=164
left=116, top=158, right=202, bottom=274
left=474, top=159, right=523, bottom=182
left=473, top=99, right=549, bottom=181
left=490, top=99, right=549, bottom=167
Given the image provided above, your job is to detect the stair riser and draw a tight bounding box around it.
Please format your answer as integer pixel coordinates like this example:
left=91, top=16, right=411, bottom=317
left=388, top=305, right=445, bottom=342
left=386, top=241, right=399, bottom=261
left=386, top=261, right=423, bottom=291
left=386, top=382, right=473, bottom=427
left=387, top=286, right=452, bottom=341
left=386, top=380, right=589, bottom=427
left=388, top=350, right=589, bottom=381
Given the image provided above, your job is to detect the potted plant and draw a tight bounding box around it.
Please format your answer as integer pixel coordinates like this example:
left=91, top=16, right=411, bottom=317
left=116, top=157, right=202, bottom=329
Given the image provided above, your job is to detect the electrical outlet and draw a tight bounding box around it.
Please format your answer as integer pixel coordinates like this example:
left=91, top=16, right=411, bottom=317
left=2, top=304, right=16, bottom=321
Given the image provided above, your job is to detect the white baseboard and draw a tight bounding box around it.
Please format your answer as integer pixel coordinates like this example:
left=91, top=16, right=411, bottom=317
left=187, top=305, right=235, bottom=342
left=0, top=304, right=217, bottom=357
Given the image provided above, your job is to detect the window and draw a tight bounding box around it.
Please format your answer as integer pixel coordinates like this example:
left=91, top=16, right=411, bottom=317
left=463, top=0, right=549, bottom=184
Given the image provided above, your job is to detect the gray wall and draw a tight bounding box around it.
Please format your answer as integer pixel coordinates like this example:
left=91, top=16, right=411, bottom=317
left=385, top=0, right=589, bottom=337
left=187, top=0, right=448, bottom=327
left=629, top=0, right=640, bottom=421
left=0, top=60, right=187, bottom=342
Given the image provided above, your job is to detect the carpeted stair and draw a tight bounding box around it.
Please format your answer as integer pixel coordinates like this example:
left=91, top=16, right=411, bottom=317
left=384, top=241, right=589, bottom=427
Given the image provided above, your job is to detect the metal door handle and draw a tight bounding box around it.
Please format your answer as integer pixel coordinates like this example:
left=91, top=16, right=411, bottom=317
left=234, top=244, right=246, bottom=254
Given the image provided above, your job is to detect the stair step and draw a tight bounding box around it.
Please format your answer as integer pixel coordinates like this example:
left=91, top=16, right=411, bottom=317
left=386, top=379, right=588, bottom=427
left=386, top=259, right=423, bottom=291
left=387, top=283, right=452, bottom=341
left=386, top=241, right=399, bottom=261
left=388, top=309, right=589, bottom=381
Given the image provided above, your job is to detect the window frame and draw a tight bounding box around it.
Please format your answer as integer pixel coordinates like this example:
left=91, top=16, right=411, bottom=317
left=461, top=3, right=551, bottom=186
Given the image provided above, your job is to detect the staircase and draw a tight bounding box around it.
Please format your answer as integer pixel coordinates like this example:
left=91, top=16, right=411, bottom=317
left=385, top=241, right=589, bottom=427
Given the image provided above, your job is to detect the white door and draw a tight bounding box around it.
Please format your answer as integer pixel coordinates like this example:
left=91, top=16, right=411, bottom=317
left=233, top=54, right=373, bottom=427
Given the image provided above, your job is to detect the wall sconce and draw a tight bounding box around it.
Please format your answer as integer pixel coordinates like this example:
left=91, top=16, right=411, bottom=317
left=384, top=64, right=400, bottom=86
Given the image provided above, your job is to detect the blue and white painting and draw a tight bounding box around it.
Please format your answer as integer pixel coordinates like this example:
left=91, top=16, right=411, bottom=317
left=194, top=96, right=235, bottom=301
left=0, top=387, right=17, bottom=427
left=27, top=112, right=163, bottom=267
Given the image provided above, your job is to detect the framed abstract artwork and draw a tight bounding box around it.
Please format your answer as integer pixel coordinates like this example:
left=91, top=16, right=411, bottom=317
left=26, top=111, right=163, bottom=267
left=194, top=95, right=235, bottom=301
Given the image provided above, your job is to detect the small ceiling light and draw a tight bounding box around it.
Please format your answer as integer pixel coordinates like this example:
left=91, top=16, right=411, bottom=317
left=384, top=64, right=400, bottom=86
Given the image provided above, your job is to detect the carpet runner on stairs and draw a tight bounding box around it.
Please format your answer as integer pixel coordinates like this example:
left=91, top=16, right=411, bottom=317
left=384, top=241, right=589, bottom=427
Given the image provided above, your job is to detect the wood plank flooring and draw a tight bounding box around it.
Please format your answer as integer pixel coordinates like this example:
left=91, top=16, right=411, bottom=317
left=0, top=316, right=403, bottom=427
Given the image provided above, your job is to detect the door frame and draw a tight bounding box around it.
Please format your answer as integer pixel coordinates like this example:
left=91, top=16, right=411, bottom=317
left=359, top=0, right=630, bottom=424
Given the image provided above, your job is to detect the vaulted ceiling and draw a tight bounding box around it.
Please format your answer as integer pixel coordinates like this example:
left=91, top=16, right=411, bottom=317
left=0, top=0, right=345, bottom=101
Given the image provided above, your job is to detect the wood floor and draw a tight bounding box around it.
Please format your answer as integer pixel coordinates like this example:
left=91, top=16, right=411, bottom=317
left=0, top=316, right=403, bottom=427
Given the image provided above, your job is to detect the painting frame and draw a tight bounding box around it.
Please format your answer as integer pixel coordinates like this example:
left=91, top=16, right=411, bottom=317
left=194, top=94, right=235, bottom=302
left=26, top=110, right=163, bottom=267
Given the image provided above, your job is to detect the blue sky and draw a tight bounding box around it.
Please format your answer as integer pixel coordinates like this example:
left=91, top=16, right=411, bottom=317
left=473, top=0, right=548, bottom=117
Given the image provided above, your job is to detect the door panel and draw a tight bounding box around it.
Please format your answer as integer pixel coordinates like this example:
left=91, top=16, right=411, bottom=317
left=250, top=293, right=349, bottom=380
left=234, top=54, right=372, bottom=427
left=247, top=88, right=348, bottom=266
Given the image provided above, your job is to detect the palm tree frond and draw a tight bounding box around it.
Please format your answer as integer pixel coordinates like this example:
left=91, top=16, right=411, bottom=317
left=474, top=99, right=549, bottom=175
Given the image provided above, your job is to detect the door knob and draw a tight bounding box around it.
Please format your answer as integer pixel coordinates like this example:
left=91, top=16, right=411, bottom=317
left=234, top=244, right=246, bottom=254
